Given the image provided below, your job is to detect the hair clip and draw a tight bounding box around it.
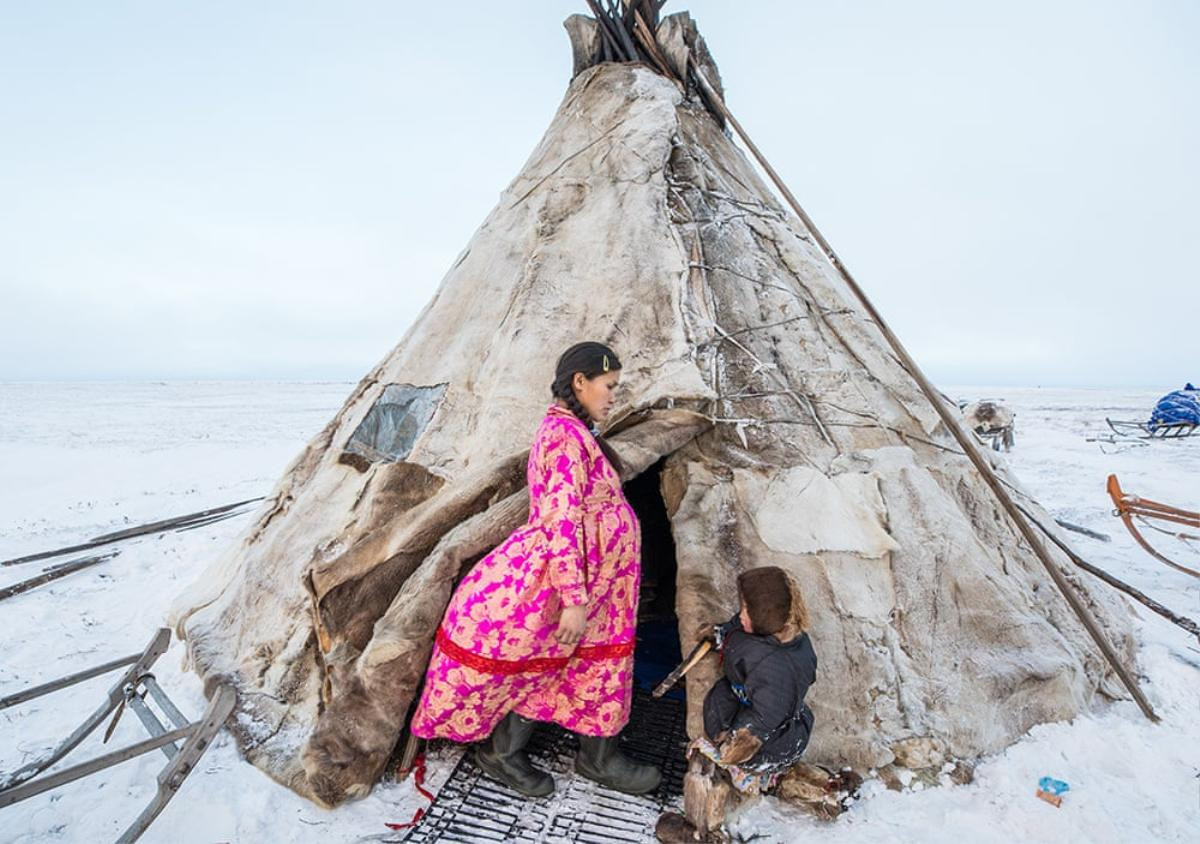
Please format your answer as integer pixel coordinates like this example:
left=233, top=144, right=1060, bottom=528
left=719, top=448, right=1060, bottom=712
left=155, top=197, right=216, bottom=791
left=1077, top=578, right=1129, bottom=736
left=602, top=354, right=610, bottom=372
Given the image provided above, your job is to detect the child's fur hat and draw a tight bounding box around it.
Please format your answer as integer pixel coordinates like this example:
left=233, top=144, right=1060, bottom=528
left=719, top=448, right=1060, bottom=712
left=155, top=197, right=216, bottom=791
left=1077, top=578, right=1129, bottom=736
left=737, top=566, right=810, bottom=641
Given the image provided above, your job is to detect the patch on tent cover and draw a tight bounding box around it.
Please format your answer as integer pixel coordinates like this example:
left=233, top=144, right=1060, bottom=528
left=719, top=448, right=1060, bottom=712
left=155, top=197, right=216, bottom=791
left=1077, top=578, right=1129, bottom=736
left=735, top=466, right=898, bottom=558
left=340, top=383, right=447, bottom=471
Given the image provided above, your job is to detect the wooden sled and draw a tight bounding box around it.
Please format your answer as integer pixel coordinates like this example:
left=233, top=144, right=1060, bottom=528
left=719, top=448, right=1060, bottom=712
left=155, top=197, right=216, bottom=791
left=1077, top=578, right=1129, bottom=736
left=1107, top=474, right=1200, bottom=579
left=1106, top=418, right=1197, bottom=440
left=959, top=399, right=1015, bottom=451
left=0, top=628, right=235, bottom=843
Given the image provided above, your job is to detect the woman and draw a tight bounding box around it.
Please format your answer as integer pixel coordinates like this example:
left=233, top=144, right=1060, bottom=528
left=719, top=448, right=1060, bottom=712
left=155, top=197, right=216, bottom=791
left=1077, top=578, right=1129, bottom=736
left=409, top=341, right=660, bottom=797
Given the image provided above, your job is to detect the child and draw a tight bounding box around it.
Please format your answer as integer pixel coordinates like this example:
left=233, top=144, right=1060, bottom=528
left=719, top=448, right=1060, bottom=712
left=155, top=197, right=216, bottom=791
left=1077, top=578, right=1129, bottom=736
left=656, top=566, right=817, bottom=842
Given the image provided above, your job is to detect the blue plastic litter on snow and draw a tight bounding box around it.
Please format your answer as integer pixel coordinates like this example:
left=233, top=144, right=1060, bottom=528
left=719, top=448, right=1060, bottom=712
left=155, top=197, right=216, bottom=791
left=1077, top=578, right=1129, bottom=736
left=1038, top=776, right=1070, bottom=796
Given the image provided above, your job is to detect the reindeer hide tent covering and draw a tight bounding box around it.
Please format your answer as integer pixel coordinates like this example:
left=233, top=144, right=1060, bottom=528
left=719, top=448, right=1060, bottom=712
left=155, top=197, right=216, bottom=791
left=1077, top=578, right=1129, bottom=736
left=170, top=11, right=1135, bottom=808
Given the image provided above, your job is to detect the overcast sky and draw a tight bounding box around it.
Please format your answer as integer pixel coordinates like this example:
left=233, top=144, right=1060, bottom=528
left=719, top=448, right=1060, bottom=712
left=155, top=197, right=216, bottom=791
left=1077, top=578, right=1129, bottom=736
left=2, top=1, right=1195, bottom=387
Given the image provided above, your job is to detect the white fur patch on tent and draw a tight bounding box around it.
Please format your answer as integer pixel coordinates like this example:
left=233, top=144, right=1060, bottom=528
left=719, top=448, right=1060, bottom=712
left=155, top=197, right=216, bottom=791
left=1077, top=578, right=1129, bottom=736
left=736, top=466, right=898, bottom=558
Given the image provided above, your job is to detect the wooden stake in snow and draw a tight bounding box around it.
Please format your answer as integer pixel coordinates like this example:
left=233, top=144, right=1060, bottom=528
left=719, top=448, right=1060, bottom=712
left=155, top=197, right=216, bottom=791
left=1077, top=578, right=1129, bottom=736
left=1054, top=519, right=1111, bottom=543
left=0, top=552, right=118, bottom=602
left=1, top=498, right=263, bottom=568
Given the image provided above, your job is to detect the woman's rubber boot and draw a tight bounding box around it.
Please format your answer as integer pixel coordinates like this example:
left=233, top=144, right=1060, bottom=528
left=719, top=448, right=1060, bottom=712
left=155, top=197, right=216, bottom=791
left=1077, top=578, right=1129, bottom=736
left=575, top=734, right=662, bottom=794
left=475, top=712, right=555, bottom=797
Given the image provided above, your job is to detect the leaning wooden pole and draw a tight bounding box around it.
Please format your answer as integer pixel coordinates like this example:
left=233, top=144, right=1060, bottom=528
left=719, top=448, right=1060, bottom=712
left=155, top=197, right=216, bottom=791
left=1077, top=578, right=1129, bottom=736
left=684, top=56, right=1159, bottom=723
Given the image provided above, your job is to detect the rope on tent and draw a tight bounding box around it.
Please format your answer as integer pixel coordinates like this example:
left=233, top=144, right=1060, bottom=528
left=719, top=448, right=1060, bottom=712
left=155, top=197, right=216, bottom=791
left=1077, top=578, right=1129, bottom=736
left=711, top=322, right=834, bottom=447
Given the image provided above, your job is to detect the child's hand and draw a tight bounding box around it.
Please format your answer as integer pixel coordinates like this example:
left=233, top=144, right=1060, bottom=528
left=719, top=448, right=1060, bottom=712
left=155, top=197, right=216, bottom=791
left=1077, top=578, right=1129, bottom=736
left=713, top=615, right=740, bottom=649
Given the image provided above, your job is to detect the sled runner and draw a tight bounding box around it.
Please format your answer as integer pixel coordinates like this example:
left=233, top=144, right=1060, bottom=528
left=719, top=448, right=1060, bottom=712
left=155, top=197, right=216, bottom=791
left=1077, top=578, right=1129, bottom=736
left=1105, top=418, right=1197, bottom=440
left=0, top=628, right=235, bottom=843
left=1107, top=474, right=1200, bottom=579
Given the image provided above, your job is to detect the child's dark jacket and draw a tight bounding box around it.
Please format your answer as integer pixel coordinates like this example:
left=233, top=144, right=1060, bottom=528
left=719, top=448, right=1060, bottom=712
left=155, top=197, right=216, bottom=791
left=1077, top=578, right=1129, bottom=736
left=703, top=616, right=817, bottom=771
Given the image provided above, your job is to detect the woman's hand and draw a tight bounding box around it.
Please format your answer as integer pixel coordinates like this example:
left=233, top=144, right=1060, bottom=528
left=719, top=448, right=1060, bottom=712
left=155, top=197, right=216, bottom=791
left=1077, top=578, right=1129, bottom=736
left=554, top=605, right=588, bottom=645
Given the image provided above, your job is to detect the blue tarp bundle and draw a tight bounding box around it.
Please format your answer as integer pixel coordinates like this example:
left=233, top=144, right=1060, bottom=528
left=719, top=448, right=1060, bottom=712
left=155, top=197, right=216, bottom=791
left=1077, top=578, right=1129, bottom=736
left=1149, top=383, right=1200, bottom=430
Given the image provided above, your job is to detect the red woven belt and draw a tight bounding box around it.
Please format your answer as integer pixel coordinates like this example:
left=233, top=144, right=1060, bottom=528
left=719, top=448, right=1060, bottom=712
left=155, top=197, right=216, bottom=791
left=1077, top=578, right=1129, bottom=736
left=435, top=627, right=634, bottom=676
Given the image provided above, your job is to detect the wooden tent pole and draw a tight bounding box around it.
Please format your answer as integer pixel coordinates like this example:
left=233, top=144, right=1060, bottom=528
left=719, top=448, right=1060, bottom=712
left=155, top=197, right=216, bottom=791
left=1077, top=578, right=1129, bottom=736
left=684, top=57, right=1159, bottom=723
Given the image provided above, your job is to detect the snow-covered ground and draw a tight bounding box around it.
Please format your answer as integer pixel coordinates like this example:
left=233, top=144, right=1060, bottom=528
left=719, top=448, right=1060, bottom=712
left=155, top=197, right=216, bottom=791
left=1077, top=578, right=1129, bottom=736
left=1, top=382, right=1196, bottom=843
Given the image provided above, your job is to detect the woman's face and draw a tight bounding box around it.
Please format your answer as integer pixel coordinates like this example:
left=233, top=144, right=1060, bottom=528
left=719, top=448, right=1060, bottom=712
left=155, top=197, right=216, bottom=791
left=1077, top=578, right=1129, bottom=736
left=573, top=369, right=621, bottom=424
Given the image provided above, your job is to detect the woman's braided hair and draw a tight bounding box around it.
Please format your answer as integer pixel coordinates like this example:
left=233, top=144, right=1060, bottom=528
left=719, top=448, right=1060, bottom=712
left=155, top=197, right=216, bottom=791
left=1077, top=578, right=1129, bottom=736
left=550, top=342, right=626, bottom=477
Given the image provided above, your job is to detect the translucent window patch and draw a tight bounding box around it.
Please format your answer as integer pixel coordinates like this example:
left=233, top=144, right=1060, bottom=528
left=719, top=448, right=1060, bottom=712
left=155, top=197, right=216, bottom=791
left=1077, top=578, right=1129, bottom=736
left=342, top=383, right=447, bottom=468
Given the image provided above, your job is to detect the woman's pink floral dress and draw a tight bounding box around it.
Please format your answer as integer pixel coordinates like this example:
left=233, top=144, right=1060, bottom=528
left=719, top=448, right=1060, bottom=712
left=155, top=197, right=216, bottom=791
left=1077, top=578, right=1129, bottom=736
left=409, top=404, right=642, bottom=742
